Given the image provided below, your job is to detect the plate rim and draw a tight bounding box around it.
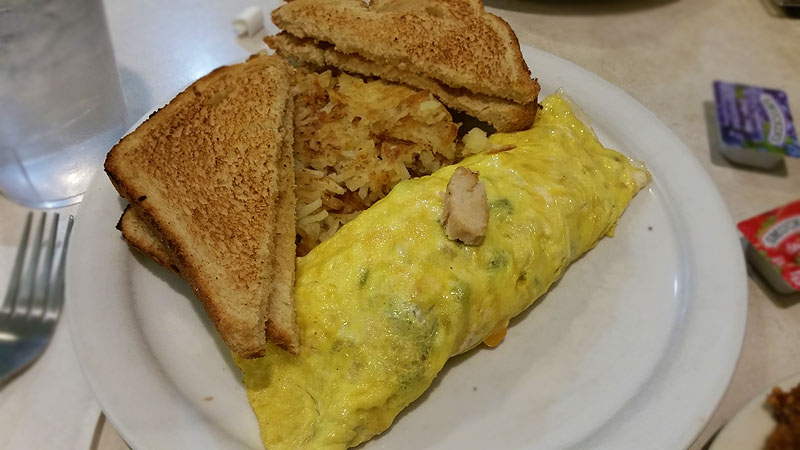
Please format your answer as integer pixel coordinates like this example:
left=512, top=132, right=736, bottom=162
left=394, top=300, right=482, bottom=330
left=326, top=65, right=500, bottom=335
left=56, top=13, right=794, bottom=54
left=66, top=44, right=748, bottom=450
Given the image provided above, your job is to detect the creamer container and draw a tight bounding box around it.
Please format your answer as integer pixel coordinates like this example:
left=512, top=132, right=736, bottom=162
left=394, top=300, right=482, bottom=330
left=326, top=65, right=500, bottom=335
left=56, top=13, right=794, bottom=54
left=738, top=200, right=800, bottom=294
left=713, top=81, right=799, bottom=169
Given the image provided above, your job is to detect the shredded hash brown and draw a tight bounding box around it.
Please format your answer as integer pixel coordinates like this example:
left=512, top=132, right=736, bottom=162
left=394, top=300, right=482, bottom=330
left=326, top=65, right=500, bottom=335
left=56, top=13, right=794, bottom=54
left=292, top=68, right=487, bottom=255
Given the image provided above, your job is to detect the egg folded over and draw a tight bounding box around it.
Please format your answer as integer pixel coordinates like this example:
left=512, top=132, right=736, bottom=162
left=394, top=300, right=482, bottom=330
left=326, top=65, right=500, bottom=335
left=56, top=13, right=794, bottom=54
left=235, top=92, right=651, bottom=449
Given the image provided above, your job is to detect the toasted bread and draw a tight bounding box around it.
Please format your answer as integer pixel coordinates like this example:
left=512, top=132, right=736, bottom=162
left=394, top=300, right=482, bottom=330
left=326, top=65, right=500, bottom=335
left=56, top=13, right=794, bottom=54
left=266, top=32, right=536, bottom=132
left=104, top=53, right=293, bottom=358
left=116, top=99, right=301, bottom=354
left=117, top=205, right=176, bottom=274
left=271, top=0, right=539, bottom=105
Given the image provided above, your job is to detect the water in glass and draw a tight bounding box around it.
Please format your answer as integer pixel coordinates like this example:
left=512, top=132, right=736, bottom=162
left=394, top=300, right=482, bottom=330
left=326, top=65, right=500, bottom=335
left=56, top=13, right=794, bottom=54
left=0, top=0, right=126, bottom=208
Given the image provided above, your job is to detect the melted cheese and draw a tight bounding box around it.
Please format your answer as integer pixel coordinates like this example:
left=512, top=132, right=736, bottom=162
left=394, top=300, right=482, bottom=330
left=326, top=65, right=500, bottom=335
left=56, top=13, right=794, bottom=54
left=235, top=92, right=650, bottom=449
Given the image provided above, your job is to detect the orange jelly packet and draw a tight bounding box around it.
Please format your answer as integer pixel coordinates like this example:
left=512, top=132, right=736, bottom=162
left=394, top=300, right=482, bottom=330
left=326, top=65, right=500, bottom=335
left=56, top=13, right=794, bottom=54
left=738, top=199, right=800, bottom=294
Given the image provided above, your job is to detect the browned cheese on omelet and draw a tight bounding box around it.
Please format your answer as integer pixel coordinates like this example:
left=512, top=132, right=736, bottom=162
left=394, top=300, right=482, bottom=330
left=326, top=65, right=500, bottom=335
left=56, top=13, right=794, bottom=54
left=235, top=92, right=651, bottom=450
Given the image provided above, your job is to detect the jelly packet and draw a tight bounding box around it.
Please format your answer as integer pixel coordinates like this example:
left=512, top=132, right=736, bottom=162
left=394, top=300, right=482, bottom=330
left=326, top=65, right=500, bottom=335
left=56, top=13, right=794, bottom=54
left=713, top=81, right=799, bottom=169
left=738, top=199, right=800, bottom=294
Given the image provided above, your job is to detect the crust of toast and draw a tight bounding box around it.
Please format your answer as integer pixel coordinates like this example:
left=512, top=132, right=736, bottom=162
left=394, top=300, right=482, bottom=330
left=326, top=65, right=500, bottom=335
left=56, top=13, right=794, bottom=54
left=271, top=0, right=537, bottom=104
left=264, top=97, right=300, bottom=353
left=118, top=206, right=177, bottom=274
left=266, top=32, right=537, bottom=132
left=104, top=53, right=292, bottom=358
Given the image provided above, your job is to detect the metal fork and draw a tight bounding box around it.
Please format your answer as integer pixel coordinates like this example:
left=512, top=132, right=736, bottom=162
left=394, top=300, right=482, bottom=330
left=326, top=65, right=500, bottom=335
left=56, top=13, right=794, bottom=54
left=0, top=212, right=74, bottom=384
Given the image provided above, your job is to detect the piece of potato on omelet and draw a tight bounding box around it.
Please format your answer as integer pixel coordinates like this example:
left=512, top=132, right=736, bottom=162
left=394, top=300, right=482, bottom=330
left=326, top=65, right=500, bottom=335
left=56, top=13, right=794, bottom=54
left=235, top=92, right=651, bottom=449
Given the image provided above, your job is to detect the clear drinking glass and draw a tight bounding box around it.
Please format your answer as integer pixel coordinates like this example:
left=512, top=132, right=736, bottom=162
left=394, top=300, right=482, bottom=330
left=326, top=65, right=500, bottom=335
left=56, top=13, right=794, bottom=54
left=0, top=0, right=126, bottom=208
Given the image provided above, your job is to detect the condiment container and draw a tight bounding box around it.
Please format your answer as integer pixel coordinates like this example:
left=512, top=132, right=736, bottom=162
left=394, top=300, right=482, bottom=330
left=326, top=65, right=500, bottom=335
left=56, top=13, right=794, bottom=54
left=738, top=200, right=800, bottom=294
left=713, top=81, right=799, bottom=169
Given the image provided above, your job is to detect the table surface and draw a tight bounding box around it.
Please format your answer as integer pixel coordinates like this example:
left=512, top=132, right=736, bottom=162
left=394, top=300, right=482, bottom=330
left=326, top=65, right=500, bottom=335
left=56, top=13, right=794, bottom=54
left=1, top=0, right=799, bottom=449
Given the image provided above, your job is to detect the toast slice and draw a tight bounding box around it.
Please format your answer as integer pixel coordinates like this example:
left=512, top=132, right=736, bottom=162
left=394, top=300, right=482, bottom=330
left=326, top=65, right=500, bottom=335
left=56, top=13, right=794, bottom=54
left=105, top=53, right=293, bottom=358
left=266, top=32, right=536, bottom=132
left=117, top=109, right=301, bottom=353
left=270, top=0, right=539, bottom=109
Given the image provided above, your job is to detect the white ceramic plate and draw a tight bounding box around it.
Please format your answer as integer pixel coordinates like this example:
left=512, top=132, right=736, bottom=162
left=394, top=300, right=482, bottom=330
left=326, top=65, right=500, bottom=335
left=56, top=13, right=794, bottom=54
left=709, top=372, right=800, bottom=450
left=67, top=46, right=748, bottom=450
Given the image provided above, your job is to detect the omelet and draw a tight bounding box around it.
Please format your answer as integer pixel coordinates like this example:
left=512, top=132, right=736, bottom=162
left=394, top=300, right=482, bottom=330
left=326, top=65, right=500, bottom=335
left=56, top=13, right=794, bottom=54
left=235, top=92, right=650, bottom=449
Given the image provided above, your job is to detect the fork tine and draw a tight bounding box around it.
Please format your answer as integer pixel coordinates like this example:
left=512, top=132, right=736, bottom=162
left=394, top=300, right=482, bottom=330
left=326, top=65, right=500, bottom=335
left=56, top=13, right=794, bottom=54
left=31, top=213, right=59, bottom=318
left=47, top=215, right=74, bottom=320
left=1, top=212, right=33, bottom=315
left=15, top=212, right=46, bottom=316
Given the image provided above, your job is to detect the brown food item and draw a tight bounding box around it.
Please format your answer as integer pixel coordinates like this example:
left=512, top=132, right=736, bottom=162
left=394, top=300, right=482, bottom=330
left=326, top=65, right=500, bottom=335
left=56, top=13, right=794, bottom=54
left=442, top=167, right=488, bottom=245
left=266, top=32, right=536, bottom=132
left=104, top=53, right=295, bottom=358
left=766, top=384, right=800, bottom=450
left=268, top=0, right=540, bottom=132
left=116, top=85, right=300, bottom=354
left=291, top=68, right=485, bottom=254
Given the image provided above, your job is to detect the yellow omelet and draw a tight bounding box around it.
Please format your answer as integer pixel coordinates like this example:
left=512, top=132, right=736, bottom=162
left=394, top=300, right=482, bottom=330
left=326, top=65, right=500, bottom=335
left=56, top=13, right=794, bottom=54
left=235, top=92, right=650, bottom=449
